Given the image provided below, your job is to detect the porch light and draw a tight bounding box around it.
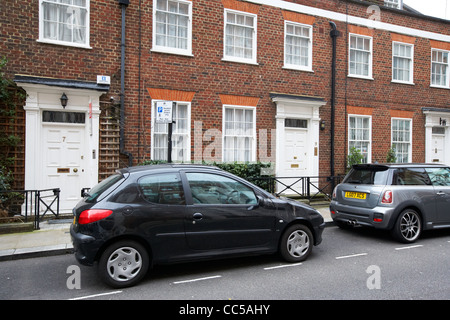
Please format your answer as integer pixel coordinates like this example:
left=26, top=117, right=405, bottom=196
left=60, top=93, right=68, bottom=108
left=320, top=120, right=326, bottom=131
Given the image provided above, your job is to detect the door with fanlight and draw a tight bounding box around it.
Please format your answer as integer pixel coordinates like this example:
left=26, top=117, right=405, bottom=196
left=41, top=111, right=87, bottom=212
left=431, top=127, right=445, bottom=164
left=278, top=119, right=312, bottom=195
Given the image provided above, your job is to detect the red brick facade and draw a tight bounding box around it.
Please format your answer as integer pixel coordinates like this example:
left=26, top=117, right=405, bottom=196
left=1, top=0, right=449, bottom=185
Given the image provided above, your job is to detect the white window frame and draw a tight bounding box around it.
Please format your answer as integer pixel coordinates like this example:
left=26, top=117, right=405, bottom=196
left=391, top=118, right=412, bottom=163
left=384, top=0, right=403, bottom=9
left=348, top=115, right=372, bottom=163
left=283, top=21, right=313, bottom=72
left=222, top=105, right=256, bottom=162
left=223, top=9, right=258, bottom=65
left=38, top=0, right=91, bottom=49
left=348, top=33, right=373, bottom=80
left=151, top=100, right=191, bottom=162
left=152, top=0, right=193, bottom=56
left=392, top=41, right=414, bottom=85
left=431, top=48, right=450, bottom=89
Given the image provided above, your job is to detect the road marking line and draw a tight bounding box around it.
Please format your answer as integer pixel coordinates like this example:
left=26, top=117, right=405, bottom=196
left=335, top=253, right=368, bottom=260
left=69, top=290, right=123, bottom=300
left=173, top=275, right=222, bottom=284
left=395, top=245, right=423, bottom=251
left=264, top=263, right=302, bottom=270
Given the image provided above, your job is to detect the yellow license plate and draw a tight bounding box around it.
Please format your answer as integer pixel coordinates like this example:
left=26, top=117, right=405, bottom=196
left=345, top=191, right=367, bottom=199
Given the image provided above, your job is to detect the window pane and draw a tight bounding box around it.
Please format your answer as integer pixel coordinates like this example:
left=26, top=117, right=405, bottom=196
left=349, top=35, right=371, bottom=77
left=285, top=22, right=311, bottom=68
left=154, top=0, right=190, bottom=50
left=425, top=167, right=450, bottom=186
left=395, top=168, right=430, bottom=186
left=187, top=172, right=257, bottom=205
left=139, top=173, right=185, bottom=204
left=223, top=107, right=254, bottom=162
left=42, top=0, right=88, bottom=45
left=42, top=111, right=85, bottom=123
left=224, top=11, right=255, bottom=61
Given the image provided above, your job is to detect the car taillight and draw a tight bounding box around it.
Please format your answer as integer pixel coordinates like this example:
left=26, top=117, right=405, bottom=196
left=78, top=209, right=113, bottom=225
left=381, top=190, right=393, bottom=204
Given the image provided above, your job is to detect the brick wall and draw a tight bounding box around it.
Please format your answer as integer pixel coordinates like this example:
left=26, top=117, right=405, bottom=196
left=1, top=0, right=449, bottom=179
left=121, top=0, right=449, bottom=175
left=0, top=0, right=122, bottom=91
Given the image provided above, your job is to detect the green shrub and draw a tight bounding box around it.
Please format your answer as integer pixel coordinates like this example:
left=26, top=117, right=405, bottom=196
left=386, top=148, right=397, bottom=163
left=347, top=147, right=364, bottom=171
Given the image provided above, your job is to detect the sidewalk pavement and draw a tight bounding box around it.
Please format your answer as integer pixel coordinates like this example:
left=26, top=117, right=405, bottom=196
left=0, top=206, right=333, bottom=262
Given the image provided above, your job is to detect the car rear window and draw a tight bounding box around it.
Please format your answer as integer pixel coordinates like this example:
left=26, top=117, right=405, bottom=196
left=84, top=173, right=125, bottom=202
left=343, top=165, right=389, bottom=185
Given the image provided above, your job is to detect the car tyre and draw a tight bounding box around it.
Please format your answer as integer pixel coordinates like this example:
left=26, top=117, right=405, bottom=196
left=98, top=240, right=150, bottom=288
left=279, top=224, right=313, bottom=263
left=391, top=209, right=422, bottom=243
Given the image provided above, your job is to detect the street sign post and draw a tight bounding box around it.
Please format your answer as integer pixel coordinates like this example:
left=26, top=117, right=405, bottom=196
left=155, top=101, right=175, bottom=163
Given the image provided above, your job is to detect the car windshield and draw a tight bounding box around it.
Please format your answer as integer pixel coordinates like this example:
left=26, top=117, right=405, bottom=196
left=343, top=165, right=389, bottom=185
left=85, top=173, right=124, bottom=202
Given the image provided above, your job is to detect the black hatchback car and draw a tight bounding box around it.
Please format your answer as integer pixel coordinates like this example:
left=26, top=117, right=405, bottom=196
left=71, top=164, right=325, bottom=288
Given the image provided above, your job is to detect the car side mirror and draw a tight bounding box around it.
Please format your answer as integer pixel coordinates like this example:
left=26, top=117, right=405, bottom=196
left=247, top=195, right=265, bottom=211
left=257, top=195, right=265, bottom=207
left=81, top=187, right=90, bottom=197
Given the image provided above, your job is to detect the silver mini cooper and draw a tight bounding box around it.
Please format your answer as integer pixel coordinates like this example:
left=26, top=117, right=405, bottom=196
left=330, top=163, right=450, bottom=243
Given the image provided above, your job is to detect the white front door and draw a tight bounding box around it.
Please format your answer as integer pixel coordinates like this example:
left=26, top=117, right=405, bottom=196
left=277, top=123, right=314, bottom=196
left=283, top=128, right=309, bottom=175
left=43, top=124, right=86, bottom=211
left=431, top=133, right=445, bottom=163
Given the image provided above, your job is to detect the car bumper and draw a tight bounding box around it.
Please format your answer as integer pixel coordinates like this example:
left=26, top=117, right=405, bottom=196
left=70, top=225, right=101, bottom=266
left=330, top=201, right=395, bottom=229
left=313, top=221, right=325, bottom=245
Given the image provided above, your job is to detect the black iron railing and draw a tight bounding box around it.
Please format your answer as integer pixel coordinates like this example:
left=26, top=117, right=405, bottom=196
left=0, top=188, right=60, bottom=230
left=249, top=175, right=343, bottom=204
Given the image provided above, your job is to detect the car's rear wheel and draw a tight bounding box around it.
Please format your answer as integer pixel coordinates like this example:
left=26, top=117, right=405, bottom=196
left=391, top=209, right=422, bottom=243
left=279, top=224, right=313, bottom=262
left=98, top=240, right=150, bottom=288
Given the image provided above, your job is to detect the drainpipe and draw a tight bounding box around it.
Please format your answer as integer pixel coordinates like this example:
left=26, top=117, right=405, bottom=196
left=118, top=0, right=133, bottom=167
left=329, top=21, right=339, bottom=184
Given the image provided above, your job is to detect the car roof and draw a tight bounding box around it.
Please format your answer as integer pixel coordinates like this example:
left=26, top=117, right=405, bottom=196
left=352, top=163, right=448, bottom=170
left=118, top=163, right=223, bottom=175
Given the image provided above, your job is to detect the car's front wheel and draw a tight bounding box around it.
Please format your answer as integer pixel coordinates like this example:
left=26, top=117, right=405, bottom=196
left=391, top=209, right=422, bottom=243
left=98, top=240, right=150, bottom=288
left=279, top=224, right=313, bottom=262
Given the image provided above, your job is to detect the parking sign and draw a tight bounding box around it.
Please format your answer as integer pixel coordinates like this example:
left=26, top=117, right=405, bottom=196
left=155, top=101, right=173, bottom=123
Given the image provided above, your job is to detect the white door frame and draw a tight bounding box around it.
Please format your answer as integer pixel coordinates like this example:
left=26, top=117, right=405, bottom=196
left=271, top=94, right=326, bottom=180
left=423, top=109, right=450, bottom=166
left=18, top=82, right=103, bottom=213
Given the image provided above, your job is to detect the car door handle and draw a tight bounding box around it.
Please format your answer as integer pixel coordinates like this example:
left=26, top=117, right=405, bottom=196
left=437, top=191, right=446, bottom=196
left=193, top=212, right=203, bottom=220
